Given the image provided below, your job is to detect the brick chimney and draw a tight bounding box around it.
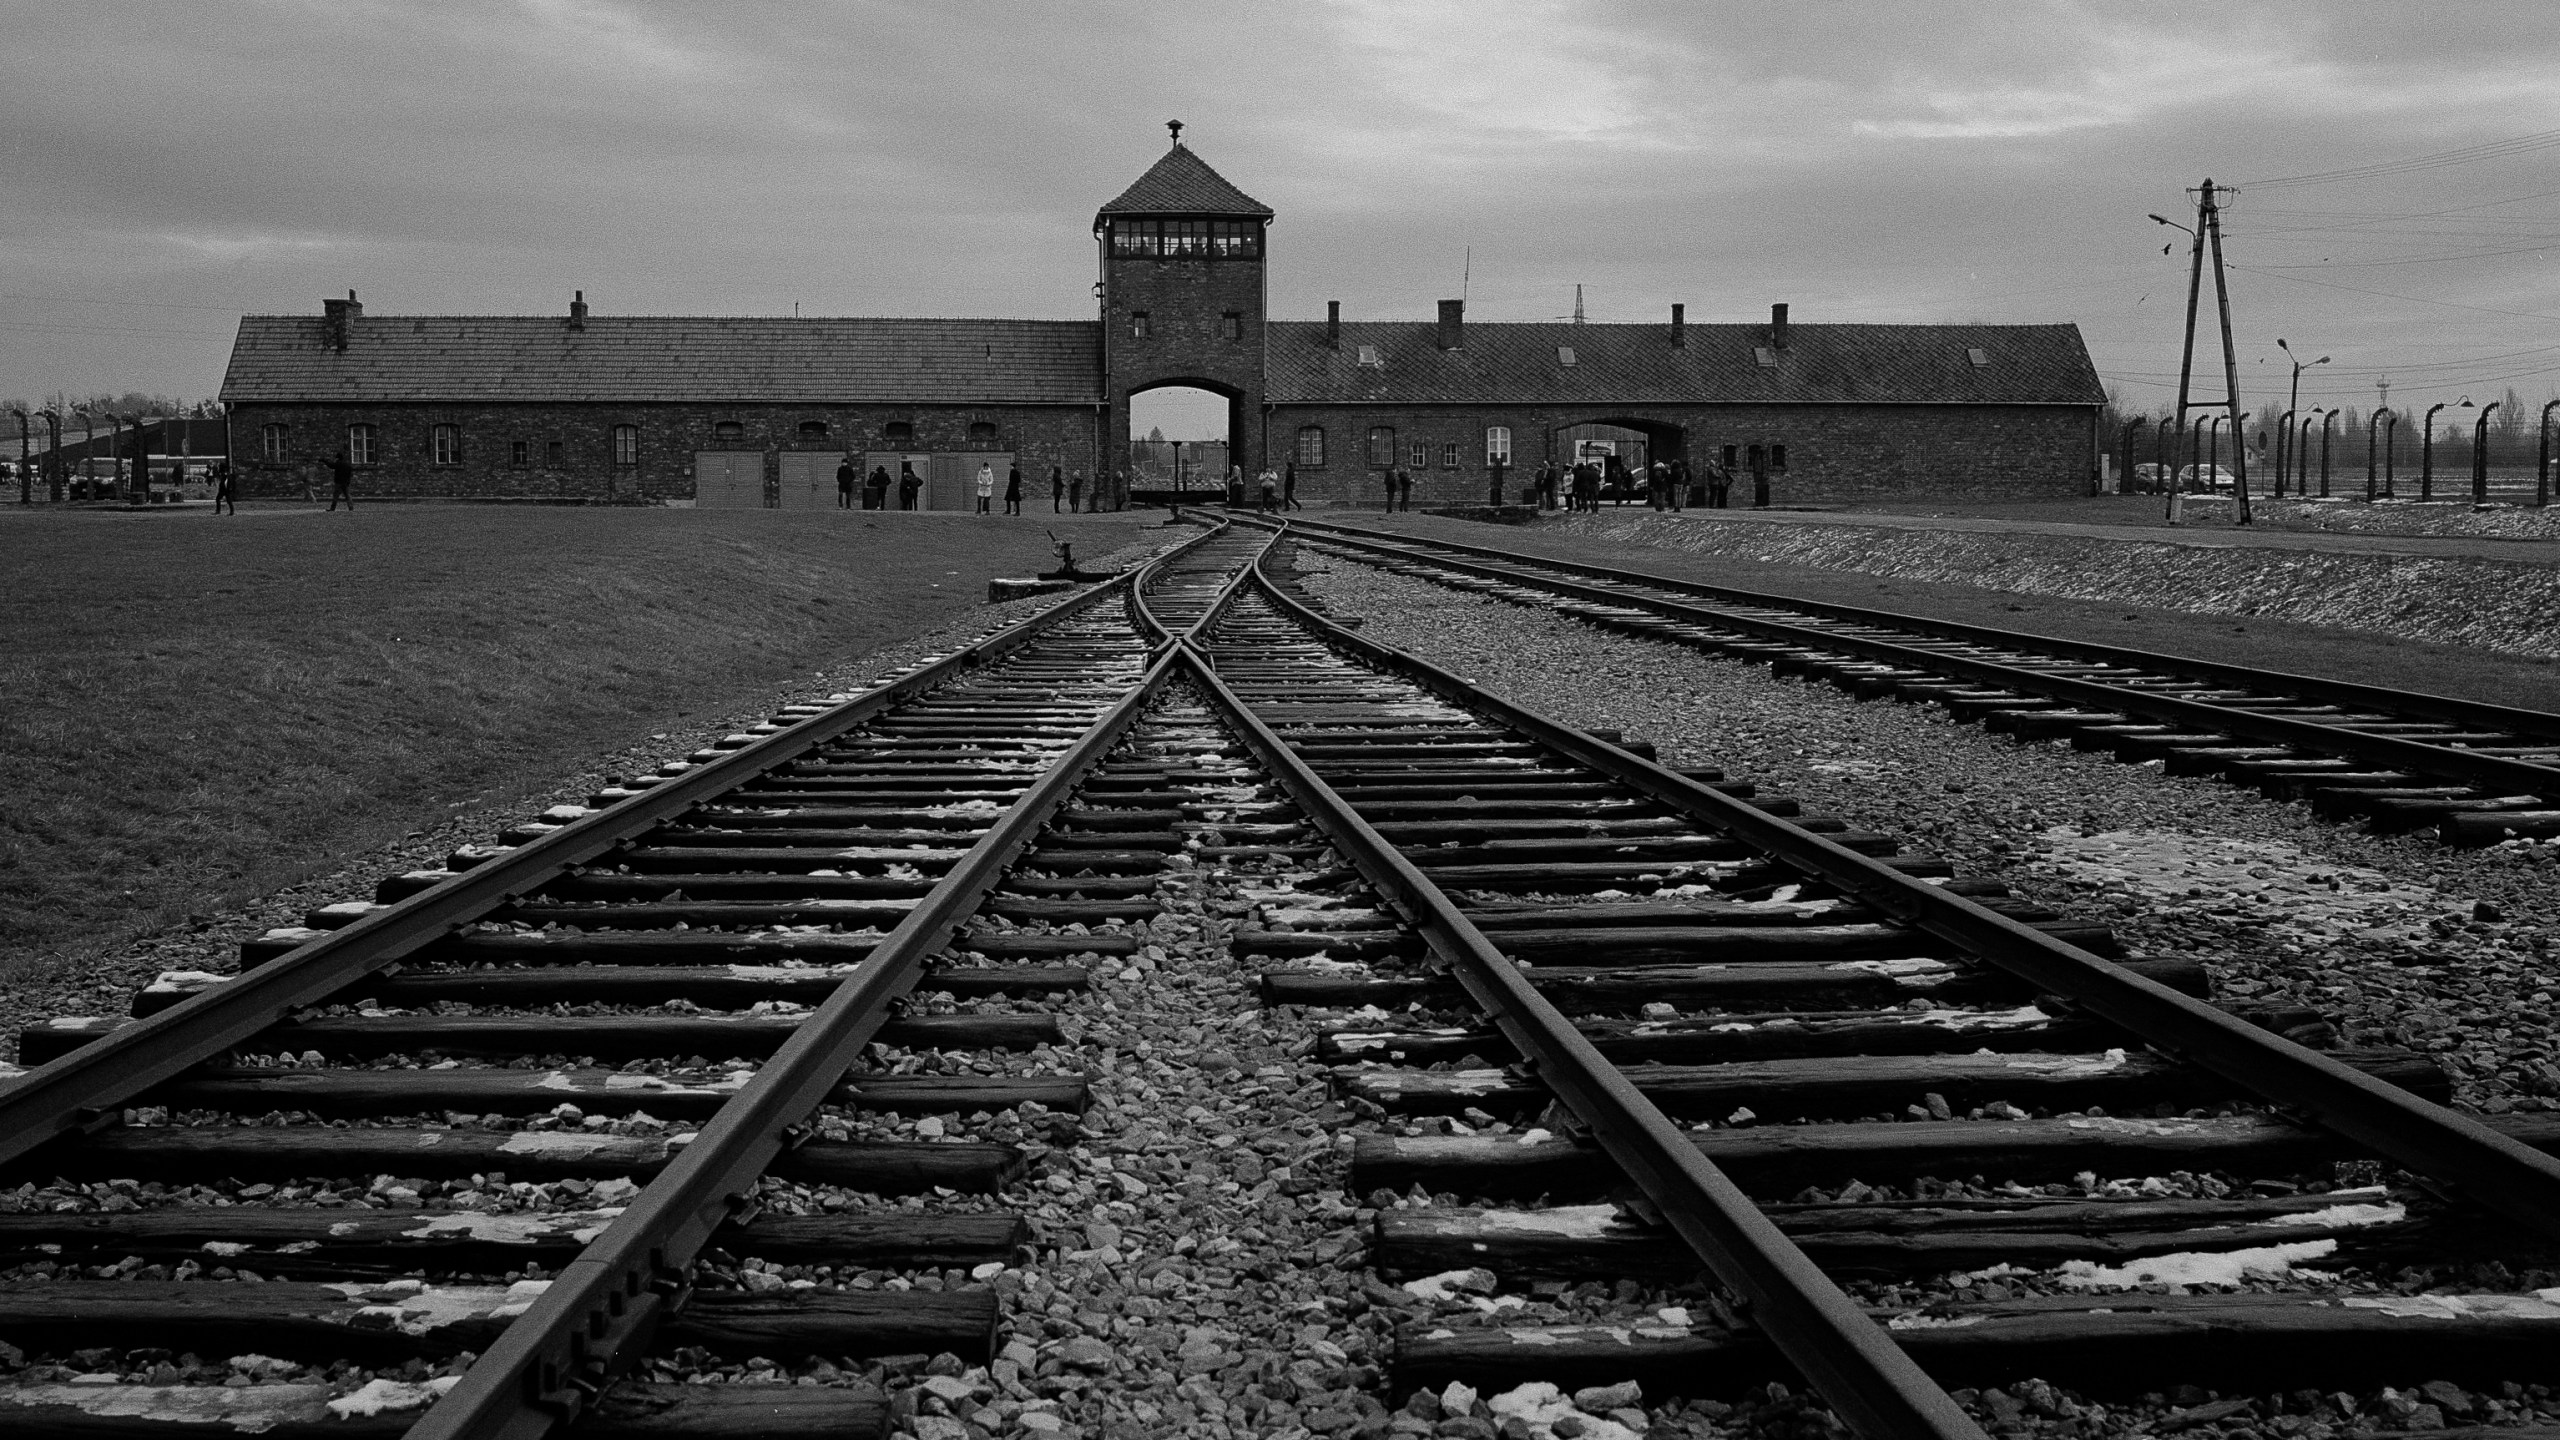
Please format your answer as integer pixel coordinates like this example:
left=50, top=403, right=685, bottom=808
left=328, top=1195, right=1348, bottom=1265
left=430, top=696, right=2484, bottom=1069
left=321, top=289, right=361, bottom=352
left=1771, top=302, right=1790, bottom=349
left=1437, top=299, right=1464, bottom=351
left=1670, top=303, right=1686, bottom=348
left=1327, top=300, right=1340, bottom=350
left=568, top=290, right=588, bottom=331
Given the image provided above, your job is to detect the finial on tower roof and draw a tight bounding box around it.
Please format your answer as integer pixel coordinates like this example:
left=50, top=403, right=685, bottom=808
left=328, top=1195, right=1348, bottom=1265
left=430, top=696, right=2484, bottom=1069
left=1167, top=119, right=1184, bottom=146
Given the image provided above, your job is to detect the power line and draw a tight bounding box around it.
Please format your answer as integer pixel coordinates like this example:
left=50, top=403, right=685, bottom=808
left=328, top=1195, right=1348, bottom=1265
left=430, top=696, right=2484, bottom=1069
left=2227, top=263, right=2560, bottom=324
left=2237, top=126, right=2560, bottom=191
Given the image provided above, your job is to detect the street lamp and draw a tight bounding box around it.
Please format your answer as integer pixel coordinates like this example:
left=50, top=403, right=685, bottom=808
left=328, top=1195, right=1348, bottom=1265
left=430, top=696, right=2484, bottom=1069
left=2472, top=399, right=2502, bottom=504
left=2275, top=340, right=2328, bottom=502
left=2540, top=399, right=2559, bottom=508
left=2421, top=397, right=2473, bottom=501
left=2365, top=408, right=2394, bottom=502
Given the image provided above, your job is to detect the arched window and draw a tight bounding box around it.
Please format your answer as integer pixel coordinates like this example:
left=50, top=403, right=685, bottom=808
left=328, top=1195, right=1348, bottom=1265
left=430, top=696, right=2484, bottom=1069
left=259, top=423, right=288, bottom=463
left=1485, top=427, right=1512, bottom=465
left=796, top=420, right=830, bottom=440
left=713, top=421, right=745, bottom=444
left=1365, top=426, right=1396, bottom=467
left=884, top=421, right=914, bottom=445
left=967, top=421, right=999, bottom=445
left=1295, top=425, right=1326, bottom=468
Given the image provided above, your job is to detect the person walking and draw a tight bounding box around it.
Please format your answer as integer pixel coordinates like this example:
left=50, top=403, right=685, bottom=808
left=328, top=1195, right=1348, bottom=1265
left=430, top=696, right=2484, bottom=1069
left=1004, top=463, right=1024, bottom=515
left=897, top=461, right=921, bottom=511
left=1669, top=455, right=1691, bottom=512
left=1282, top=460, right=1303, bottom=511
left=865, top=463, right=890, bottom=510
left=835, top=455, right=856, bottom=509
left=211, top=460, right=237, bottom=515
left=975, top=461, right=994, bottom=514
left=1068, top=470, right=1085, bottom=513
left=1050, top=465, right=1065, bottom=513
left=327, top=449, right=356, bottom=511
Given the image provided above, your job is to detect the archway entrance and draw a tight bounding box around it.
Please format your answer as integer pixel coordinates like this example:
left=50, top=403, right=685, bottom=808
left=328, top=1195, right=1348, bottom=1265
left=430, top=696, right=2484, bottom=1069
left=1128, top=382, right=1238, bottom=505
left=1552, top=417, right=1687, bottom=501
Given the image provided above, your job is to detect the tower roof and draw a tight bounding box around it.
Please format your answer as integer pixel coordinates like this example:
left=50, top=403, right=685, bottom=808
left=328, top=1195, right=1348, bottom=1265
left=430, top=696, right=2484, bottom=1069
left=1095, top=143, right=1272, bottom=223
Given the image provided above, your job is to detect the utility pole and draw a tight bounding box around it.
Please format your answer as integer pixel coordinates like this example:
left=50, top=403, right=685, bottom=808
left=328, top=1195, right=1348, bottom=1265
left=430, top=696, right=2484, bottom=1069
left=2156, top=179, right=2251, bottom=523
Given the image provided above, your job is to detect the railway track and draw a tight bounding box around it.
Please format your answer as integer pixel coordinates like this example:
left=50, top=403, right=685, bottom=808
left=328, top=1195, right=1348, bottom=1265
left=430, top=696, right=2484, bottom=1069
left=7, top=516, right=2560, bottom=1439
left=1268, top=514, right=2560, bottom=849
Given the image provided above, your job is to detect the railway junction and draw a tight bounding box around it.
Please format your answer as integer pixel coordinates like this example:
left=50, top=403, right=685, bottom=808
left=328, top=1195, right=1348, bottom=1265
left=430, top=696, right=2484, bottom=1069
left=0, top=502, right=2554, bottom=1440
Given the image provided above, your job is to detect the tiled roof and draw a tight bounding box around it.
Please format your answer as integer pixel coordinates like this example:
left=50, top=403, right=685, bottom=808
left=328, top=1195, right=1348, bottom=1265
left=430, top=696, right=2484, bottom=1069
left=1094, top=145, right=1273, bottom=220
left=220, top=316, right=1102, bottom=405
left=1267, top=321, right=2105, bottom=406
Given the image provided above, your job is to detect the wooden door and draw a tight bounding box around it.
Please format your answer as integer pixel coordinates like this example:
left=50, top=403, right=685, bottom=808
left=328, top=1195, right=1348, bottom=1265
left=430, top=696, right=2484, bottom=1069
left=692, top=451, right=765, bottom=508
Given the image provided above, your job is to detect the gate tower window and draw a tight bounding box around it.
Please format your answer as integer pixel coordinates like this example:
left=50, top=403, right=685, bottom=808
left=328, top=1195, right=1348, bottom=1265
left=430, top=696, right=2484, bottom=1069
left=1130, top=312, right=1151, bottom=339
left=1222, top=311, right=1242, bottom=341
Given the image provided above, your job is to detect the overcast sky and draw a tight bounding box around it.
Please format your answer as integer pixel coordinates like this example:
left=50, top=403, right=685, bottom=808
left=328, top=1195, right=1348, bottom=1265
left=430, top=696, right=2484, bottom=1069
left=4, top=0, right=2557, bottom=439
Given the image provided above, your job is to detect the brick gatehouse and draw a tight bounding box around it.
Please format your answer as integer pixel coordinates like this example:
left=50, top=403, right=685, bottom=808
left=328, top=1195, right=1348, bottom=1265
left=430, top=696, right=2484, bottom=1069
left=218, top=133, right=2104, bottom=508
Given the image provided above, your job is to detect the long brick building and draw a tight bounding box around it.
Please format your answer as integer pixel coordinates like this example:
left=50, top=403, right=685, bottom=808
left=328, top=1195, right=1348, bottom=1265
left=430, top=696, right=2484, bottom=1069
left=219, top=135, right=2104, bottom=507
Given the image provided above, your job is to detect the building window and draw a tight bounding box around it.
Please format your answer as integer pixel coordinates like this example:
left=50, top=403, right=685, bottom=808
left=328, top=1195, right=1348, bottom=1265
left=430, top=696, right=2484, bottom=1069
left=346, top=423, right=376, bottom=466
left=713, top=421, right=744, bottom=444
left=428, top=423, right=460, bottom=466
left=1721, top=444, right=1738, bottom=468
left=1771, top=444, right=1789, bottom=471
left=612, top=425, right=638, bottom=467
left=1967, top=347, right=1990, bottom=367
left=1557, top=346, right=1576, bottom=366
left=1440, top=442, right=1460, bottom=468
left=966, top=421, right=998, bottom=445
left=1130, top=311, right=1151, bottom=339
left=510, top=439, right=529, bottom=468
left=796, top=420, right=829, bottom=440
left=1210, top=220, right=1261, bottom=258
left=545, top=439, right=563, bottom=467
left=884, top=420, right=914, bottom=445
left=1356, top=344, right=1381, bottom=368
left=1754, top=346, right=1779, bottom=367
left=1295, top=425, right=1326, bottom=468
left=259, top=423, right=288, bottom=463
left=1222, top=311, right=1242, bottom=341
left=1404, top=438, right=1428, bottom=469
left=1161, top=220, right=1210, bottom=258
left=1486, top=427, right=1512, bottom=465
left=1112, top=218, right=1260, bottom=259
left=1366, top=426, right=1396, bottom=467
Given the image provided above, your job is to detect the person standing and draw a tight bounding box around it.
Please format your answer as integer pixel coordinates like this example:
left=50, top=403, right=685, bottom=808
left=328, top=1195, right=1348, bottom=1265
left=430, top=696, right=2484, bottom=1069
left=327, top=448, right=355, bottom=511
left=1282, top=460, right=1303, bottom=511
left=897, top=461, right=921, bottom=511
left=1110, top=468, right=1127, bottom=512
left=1398, top=463, right=1416, bottom=512
left=1487, top=456, right=1509, bottom=508
left=1706, top=455, right=1730, bottom=509
left=211, top=460, right=237, bottom=515
left=1050, top=465, right=1065, bottom=513
left=1068, top=470, right=1085, bottom=513
left=1669, top=455, right=1691, bottom=512
left=975, top=461, right=994, bottom=514
left=1257, top=466, right=1278, bottom=512
left=835, top=455, right=856, bottom=509
left=1004, top=463, right=1023, bottom=515
left=865, top=463, right=890, bottom=510
left=1648, top=458, right=1670, bottom=511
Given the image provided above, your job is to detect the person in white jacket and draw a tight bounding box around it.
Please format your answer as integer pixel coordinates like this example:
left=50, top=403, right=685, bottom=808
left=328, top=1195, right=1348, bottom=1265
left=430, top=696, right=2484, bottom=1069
left=975, top=462, right=994, bottom=514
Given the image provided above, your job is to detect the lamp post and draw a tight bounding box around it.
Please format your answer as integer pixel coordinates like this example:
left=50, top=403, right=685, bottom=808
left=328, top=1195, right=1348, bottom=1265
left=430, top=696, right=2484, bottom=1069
left=2421, top=398, right=2471, bottom=500
left=2472, top=399, right=2502, bottom=504
left=2365, top=408, right=2393, bottom=503
left=2539, top=398, right=2559, bottom=508
left=2275, top=339, right=2327, bottom=504
left=2274, top=409, right=2295, bottom=497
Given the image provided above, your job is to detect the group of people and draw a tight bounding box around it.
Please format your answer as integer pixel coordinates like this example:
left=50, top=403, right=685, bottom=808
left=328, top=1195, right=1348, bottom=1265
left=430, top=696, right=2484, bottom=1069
left=833, top=458, right=1112, bottom=514
left=1223, top=463, right=1304, bottom=512
left=1526, top=453, right=1745, bottom=511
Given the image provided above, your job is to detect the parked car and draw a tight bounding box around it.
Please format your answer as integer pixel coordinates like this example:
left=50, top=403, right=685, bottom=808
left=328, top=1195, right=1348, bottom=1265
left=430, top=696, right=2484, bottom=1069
left=2175, top=464, right=2235, bottom=492
left=2131, top=462, right=2171, bottom=491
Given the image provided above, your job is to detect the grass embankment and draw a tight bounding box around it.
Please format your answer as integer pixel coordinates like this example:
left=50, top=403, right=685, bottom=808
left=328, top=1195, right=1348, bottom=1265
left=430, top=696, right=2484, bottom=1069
left=0, top=506, right=1148, bottom=969
left=1349, top=512, right=2560, bottom=712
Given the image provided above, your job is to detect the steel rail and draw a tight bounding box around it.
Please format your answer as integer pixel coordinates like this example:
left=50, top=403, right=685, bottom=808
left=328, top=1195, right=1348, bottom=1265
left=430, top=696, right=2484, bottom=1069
left=1285, top=514, right=2560, bottom=741
left=0, top=527, right=1222, bottom=1174
left=407, top=645, right=1187, bottom=1440
left=1175, top=570, right=1988, bottom=1439
left=1276, top=519, right=2560, bottom=800
left=1240, top=536, right=2560, bottom=1243
left=409, top=534, right=1236, bottom=1440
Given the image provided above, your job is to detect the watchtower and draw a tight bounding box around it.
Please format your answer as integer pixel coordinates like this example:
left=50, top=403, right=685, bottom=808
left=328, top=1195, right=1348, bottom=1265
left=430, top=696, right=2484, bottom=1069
left=1095, top=124, right=1274, bottom=489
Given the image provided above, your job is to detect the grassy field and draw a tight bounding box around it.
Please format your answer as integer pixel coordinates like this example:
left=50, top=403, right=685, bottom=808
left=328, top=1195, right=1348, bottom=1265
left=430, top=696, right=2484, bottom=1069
left=0, top=505, right=1150, bottom=968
